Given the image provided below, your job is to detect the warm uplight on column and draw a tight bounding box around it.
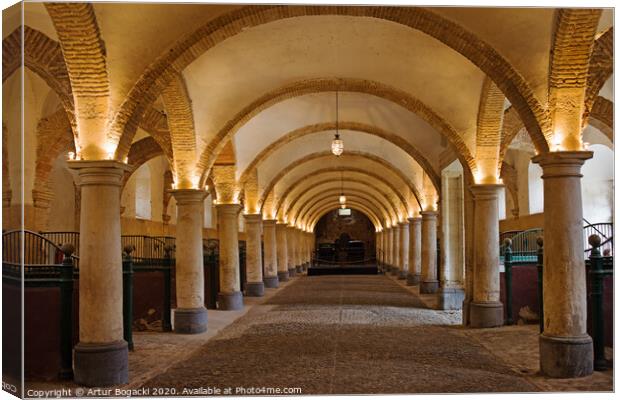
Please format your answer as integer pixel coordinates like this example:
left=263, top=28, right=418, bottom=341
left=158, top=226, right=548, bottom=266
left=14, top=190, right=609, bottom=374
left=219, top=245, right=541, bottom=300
left=105, top=142, right=116, bottom=160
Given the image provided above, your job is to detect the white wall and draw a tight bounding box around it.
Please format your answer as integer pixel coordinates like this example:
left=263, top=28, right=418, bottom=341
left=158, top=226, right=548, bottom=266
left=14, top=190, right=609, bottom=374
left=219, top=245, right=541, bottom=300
left=134, top=165, right=151, bottom=220
left=203, top=194, right=214, bottom=228
left=582, top=144, right=614, bottom=223
left=528, top=161, right=544, bottom=215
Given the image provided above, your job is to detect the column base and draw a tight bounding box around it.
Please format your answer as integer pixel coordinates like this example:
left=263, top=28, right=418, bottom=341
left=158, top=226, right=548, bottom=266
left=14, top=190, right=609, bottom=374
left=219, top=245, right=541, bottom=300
left=295, top=265, right=302, bottom=273
left=245, top=282, right=265, bottom=297
left=278, top=271, right=289, bottom=282
left=174, top=307, right=208, bottom=334
left=397, top=270, right=407, bottom=280
left=74, top=340, right=128, bottom=387
left=437, top=288, right=465, bottom=310
left=218, top=291, right=244, bottom=310
left=406, top=273, right=420, bottom=286
left=288, top=268, right=296, bottom=277
left=539, top=334, right=593, bottom=378
left=263, top=275, right=279, bottom=288
left=469, top=301, right=503, bottom=328
left=391, top=268, right=400, bottom=276
left=420, top=280, right=439, bottom=294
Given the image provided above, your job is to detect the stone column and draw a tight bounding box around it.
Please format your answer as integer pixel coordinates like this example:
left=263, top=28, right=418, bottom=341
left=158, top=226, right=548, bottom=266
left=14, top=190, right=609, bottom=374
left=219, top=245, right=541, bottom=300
left=398, top=222, right=409, bottom=279
left=533, top=151, right=593, bottom=378
left=216, top=203, right=243, bottom=310
left=391, top=226, right=400, bottom=276
left=462, top=177, right=476, bottom=325
left=276, top=222, right=289, bottom=281
left=286, top=226, right=297, bottom=277
left=407, top=217, right=422, bottom=285
left=383, top=230, right=389, bottom=268
left=438, top=172, right=466, bottom=310
left=295, top=229, right=303, bottom=273
left=69, top=160, right=131, bottom=386
left=243, top=214, right=264, bottom=297
left=388, top=227, right=395, bottom=270
left=420, top=211, right=439, bottom=293
left=377, top=231, right=383, bottom=266
left=262, top=219, right=279, bottom=288
left=469, top=184, right=503, bottom=328
left=170, top=189, right=208, bottom=333
left=303, top=232, right=310, bottom=270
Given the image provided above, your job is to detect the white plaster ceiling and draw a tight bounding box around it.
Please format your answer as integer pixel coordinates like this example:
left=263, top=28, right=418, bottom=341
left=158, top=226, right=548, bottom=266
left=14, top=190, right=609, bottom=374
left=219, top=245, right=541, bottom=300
left=234, top=92, right=445, bottom=180
left=92, top=3, right=239, bottom=117
left=20, top=3, right=58, bottom=40
left=184, top=15, right=484, bottom=159
left=431, top=7, right=554, bottom=101
left=255, top=129, right=425, bottom=194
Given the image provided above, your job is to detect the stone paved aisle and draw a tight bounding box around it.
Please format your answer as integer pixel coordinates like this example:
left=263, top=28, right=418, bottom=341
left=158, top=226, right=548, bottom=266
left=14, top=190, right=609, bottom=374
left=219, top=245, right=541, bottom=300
left=144, top=275, right=542, bottom=394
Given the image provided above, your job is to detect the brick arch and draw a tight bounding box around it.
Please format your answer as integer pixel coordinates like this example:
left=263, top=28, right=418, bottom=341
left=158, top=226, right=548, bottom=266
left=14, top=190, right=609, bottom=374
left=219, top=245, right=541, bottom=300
left=161, top=74, right=197, bottom=187
left=289, top=182, right=402, bottom=225
left=583, top=27, right=613, bottom=125
left=32, top=108, right=75, bottom=231
left=258, top=151, right=424, bottom=212
left=3, top=26, right=76, bottom=134
left=294, top=189, right=397, bottom=228
left=45, top=3, right=111, bottom=159
left=476, top=77, right=505, bottom=182
left=275, top=169, right=409, bottom=219
left=499, top=94, right=613, bottom=166
left=498, top=106, right=524, bottom=167
left=589, top=96, right=613, bottom=143
left=121, top=137, right=167, bottom=190
left=309, top=203, right=383, bottom=231
left=238, top=121, right=441, bottom=191
left=112, top=5, right=550, bottom=162
left=547, top=9, right=602, bottom=149
left=306, top=199, right=384, bottom=231
left=308, top=202, right=383, bottom=231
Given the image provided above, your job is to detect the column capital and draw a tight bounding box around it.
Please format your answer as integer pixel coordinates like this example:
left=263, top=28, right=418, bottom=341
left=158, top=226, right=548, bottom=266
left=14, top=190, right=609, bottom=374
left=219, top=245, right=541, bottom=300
left=262, top=218, right=277, bottom=226
left=532, top=151, right=593, bottom=178
left=243, top=213, right=262, bottom=224
left=170, top=188, right=208, bottom=204
left=420, top=210, right=438, bottom=219
left=407, top=216, right=422, bottom=224
left=399, top=221, right=409, bottom=227
left=215, top=202, right=242, bottom=216
left=68, top=160, right=132, bottom=187
left=276, top=222, right=289, bottom=228
left=469, top=183, right=503, bottom=200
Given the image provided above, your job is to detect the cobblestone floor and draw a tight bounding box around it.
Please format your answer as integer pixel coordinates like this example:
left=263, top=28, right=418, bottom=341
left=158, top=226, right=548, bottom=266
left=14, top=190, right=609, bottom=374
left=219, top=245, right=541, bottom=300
left=143, top=275, right=613, bottom=394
